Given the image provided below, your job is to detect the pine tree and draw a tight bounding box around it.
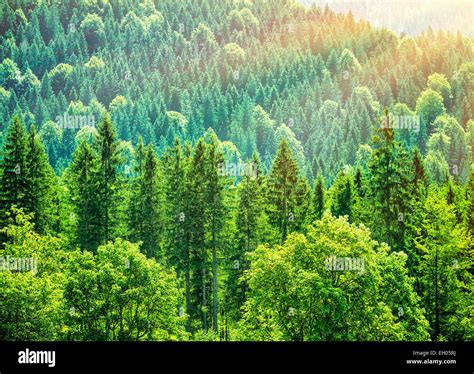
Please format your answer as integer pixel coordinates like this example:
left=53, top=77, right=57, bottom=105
left=129, top=137, right=146, bottom=246
left=0, top=116, right=29, bottom=230
left=227, top=152, right=266, bottom=321
left=129, top=137, right=162, bottom=258
left=266, top=140, right=304, bottom=243
left=188, top=139, right=209, bottom=331
left=163, top=138, right=192, bottom=331
left=368, top=110, right=412, bottom=251
left=68, top=139, right=100, bottom=251
left=330, top=169, right=354, bottom=221
left=403, top=148, right=428, bottom=287
left=94, top=114, right=123, bottom=244
left=354, top=167, right=364, bottom=197
left=467, top=169, right=474, bottom=236
left=24, top=125, right=55, bottom=233
left=205, top=134, right=229, bottom=334
left=312, top=175, right=325, bottom=221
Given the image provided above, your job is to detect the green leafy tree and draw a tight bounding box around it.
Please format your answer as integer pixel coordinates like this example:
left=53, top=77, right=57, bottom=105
left=64, top=239, right=186, bottom=341
left=80, top=13, right=105, bottom=52
left=416, top=193, right=472, bottom=340
left=240, top=213, right=430, bottom=341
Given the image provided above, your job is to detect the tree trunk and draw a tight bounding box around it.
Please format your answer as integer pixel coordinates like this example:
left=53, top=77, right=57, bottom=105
left=212, top=226, right=218, bottom=334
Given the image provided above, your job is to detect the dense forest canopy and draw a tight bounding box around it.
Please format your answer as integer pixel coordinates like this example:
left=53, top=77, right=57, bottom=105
left=0, top=0, right=472, bottom=342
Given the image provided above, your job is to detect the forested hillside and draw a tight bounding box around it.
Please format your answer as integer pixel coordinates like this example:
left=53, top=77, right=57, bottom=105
left=0, top=0, right=472, bottom=342
left=304, top=0, right=474, bottom=37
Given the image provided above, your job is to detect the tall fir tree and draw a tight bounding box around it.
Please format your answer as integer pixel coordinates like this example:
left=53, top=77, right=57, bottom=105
left=312, top=175, right=326, bottom=221
left=24, top=125, right=55, bottom=233
left=129, top=137, right=163, bottom=258
left=266, top=139, right=301, bottom=243
left=368, top=110, right=412, bottom=251
left=68, top=139, right=100, bottom=251
left=227, top=152, right=266, bottom=321
left=0, top=116, right=30, bottom=230
left=94, top=114, right=123, bottom=244
left=205, top=134, right=229, bottom=334
left=188, top=139, right=209, bottom=331
left=330, top=169, right=354, bottom=221
left=163, top=138, right=192, bottom=331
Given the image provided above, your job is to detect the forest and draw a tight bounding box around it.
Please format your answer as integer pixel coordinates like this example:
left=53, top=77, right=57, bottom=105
left=0, top=0, right=472, bottom=342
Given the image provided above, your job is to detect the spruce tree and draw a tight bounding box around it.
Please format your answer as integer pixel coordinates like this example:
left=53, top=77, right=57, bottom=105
left=267, top=139, right=301, bottom=243
left=227, top=152, right=266, bottom=320
left=313, top=175, right=325, bottom=220
left=24, top=125, right=55, bottom=233
left=205, top=134, right=228, bottom=334
left=0, top=116, right=29, bottom=229
left=188, top=139, right=209, bottom=331
left=368, top=110, right=412, bottom=251
left=129, top=138, right=162, bottom=258
left=330, top=169, right=354, bottom=221
left=163, top=138, right=192, bottom=331
left=68, top=139, right=100, bottom=251
left=94, top=114, right=123, bottom=244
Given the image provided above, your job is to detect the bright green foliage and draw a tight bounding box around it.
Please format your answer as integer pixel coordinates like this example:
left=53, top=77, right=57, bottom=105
left=240, top=213, right=430, bottom=341
left=64, top=239, right=185, bottom=341
left=416, top=88, right=446, bottom=147
left=80, top=13, right=105, bottom=52
left=0, top=208, right=66, bottom=340
left=416, top=193, right=473, bottom=341
left=0, top=208, right=185, bottom=341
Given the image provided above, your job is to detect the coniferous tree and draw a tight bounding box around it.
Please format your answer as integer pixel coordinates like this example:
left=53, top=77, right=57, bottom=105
left=330, top=169, right=354, bottom=221
left=94, top=114, right=123, bottom=244
left=267, top=139, right=301, bottom=243
left=205, top=134, right=229, bottom=334
left=163, top=138, right=192, bottom=331
left=312, top=175, right=325, bottom=221
left=188, top=139, right=209, bottom=331
left=227, top=152, right=267, bottom=321
left=403, top=148, right=428, bottom=284
left=368, top=110, right=412, bottom=251
left=68, top=139, right=100, bottom=251
left=24, top=125, right=55, bottom=233
left=0, top=116, right=29, bottom=230
left=129, top=137, right=162, bottom=258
